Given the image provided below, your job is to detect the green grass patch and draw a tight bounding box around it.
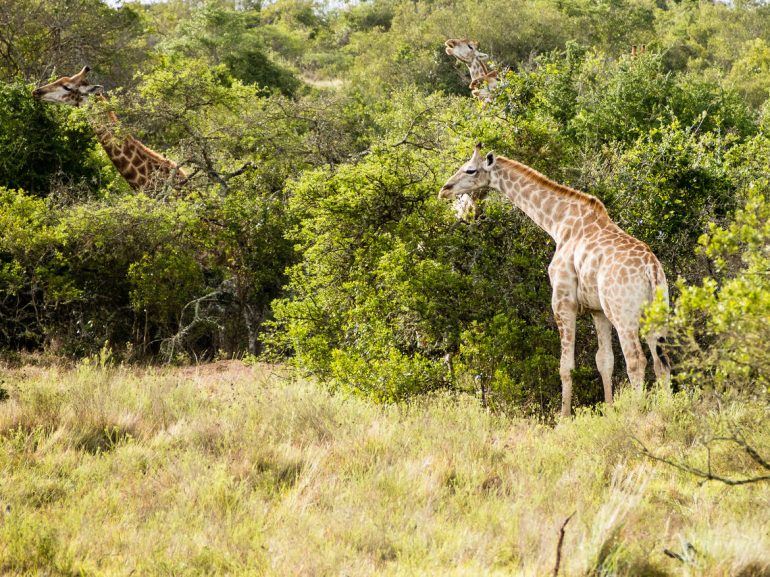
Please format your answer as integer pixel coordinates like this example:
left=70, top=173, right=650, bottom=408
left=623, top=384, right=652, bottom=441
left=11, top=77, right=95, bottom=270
left=0, top=361, right=767, bottom=576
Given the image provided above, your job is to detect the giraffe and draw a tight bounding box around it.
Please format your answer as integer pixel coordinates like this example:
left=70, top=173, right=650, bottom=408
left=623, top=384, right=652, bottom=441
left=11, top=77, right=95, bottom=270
left=32, top=66, right=186, bottom=191
left=444, top=38, right=499, bottom=102
left=444, top=39, right=499, bottom=219
left=439, top=144, right=670, bottom=417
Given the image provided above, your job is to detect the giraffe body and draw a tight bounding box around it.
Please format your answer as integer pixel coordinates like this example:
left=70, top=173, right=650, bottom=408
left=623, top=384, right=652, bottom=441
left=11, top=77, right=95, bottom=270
left=33, top=67, right=185, bottom=191
left=439, top=145, right=670, bottom=416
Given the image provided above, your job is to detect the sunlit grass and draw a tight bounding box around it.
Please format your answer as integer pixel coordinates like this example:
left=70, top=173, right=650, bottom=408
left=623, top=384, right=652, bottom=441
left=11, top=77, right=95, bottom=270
left=0, top=360, right=767, bottom=576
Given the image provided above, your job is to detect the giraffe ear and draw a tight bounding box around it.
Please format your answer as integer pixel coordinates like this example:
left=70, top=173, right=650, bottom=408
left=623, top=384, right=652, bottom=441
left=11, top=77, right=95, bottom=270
left=484, top=151, right=496, bottom=169
left=88, top=85, right=104, bottom=95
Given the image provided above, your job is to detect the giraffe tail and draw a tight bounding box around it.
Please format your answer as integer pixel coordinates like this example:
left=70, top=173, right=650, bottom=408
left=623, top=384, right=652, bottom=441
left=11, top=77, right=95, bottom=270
left=655, top=336, right=670, bottom=371
left=646, top=261, right=671, bottom=373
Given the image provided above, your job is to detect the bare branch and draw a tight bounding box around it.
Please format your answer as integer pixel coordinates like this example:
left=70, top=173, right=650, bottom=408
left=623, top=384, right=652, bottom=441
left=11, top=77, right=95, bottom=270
left=223, top=161, right=255, bottom=180
left=634, top=437, right=770, bottom=486
left=553, top=512, right=575, bottom=577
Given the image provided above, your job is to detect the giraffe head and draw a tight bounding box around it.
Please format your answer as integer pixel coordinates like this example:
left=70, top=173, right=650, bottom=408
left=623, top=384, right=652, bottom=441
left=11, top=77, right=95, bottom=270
left=32, top=66, right=104, bottom=106
left=438, top=144, right=495, bottom=204
left=444, top=39, right=488, bottom=64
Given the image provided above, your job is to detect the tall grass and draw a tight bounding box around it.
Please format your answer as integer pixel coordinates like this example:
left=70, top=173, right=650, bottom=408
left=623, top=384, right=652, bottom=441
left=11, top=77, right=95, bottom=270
left=0, top=361, right=767, bottom=576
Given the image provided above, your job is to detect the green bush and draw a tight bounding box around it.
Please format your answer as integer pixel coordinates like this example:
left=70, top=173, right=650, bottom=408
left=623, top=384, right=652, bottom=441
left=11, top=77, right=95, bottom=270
left=269, top=91, right=561, bottom=405
left=0, top=82, right=105, bottom=195
left=646, top=189, right=770, bottom=396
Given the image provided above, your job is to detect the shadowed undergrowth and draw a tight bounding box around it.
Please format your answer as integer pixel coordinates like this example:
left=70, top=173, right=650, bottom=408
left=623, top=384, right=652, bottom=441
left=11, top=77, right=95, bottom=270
left=0, top=361, right=767, bottom=576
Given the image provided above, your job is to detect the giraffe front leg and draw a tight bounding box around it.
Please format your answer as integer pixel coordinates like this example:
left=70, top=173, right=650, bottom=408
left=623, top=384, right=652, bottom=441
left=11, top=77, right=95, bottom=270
left=591, top=311, right=614, bottom=405
left=553, top=299, right=578, bottom=418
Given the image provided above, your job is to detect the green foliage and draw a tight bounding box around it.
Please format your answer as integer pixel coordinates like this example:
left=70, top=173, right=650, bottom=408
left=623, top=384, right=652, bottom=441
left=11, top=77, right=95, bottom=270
left=729, top=38, right=770, bottom=108
left=160, top=5, right=301, bottom=96
left=269, top=91, right=560, bottom=404
left=0, top=186, right=294, bottom=359
left=457, top=314, right=559, bottom=414
left=0, top=82, right=104, bottom=195
left=646, top=189, right=770, bottom=395
left=0, top=0, right=145, bottom=84
left=3, top=0, right=770, bottom=415
left=0, top=188, right=73, bottom=349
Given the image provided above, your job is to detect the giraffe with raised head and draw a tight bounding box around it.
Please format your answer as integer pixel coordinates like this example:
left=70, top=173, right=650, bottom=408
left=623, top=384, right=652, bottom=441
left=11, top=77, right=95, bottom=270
left=33, top=66, right=186, bottom=191
left=439, top=144, right=670, bottom=417
left=444, top=38, right=498, bottom=101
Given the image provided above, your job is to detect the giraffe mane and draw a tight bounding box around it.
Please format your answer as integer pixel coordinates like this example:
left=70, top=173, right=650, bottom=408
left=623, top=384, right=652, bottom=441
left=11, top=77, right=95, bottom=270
left=90, top=95, right=181, bottom=171
left=130, top=137, right=180, bottom=168
left=496, top=157, right=608, bottom=215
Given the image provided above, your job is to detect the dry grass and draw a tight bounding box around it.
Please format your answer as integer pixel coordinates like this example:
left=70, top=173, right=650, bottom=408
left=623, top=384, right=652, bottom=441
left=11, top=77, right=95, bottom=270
left=0, top=360, right=767, bottom=576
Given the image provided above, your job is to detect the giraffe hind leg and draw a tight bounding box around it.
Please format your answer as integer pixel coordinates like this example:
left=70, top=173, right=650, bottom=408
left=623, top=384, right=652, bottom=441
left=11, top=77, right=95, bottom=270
left=615, top=325, right=647, bottom=392
left=591, top=311, right=614, bottom=405
left=646, top=332, right=671, bottom=391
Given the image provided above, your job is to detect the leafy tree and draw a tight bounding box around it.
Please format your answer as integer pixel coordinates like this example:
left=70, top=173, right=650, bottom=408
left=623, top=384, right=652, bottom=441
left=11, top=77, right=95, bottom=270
left=0, top=188, right=70, bottom=349
left=159, top=4, right=301, bottom=95
left=270, top=91, right=562, bottom=406
left=0, top=0, right=146, bottom=85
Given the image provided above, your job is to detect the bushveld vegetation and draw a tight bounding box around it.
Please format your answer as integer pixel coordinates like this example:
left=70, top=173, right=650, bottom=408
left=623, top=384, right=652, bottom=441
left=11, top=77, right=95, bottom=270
left=0, top=0, right=768, bottom=405
left=1, top=0, right=769, bottom=408
left=0, top=0, right=768, bottom=573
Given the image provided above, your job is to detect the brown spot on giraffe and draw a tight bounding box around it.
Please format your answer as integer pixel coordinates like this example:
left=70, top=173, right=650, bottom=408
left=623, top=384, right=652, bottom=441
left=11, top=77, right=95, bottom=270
left=439, top=144, right=670, bottom=417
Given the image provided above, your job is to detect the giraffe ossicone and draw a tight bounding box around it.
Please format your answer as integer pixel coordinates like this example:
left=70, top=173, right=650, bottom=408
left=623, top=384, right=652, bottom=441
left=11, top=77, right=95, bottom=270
left=439, top=144, right=671, bottom=417
left=33, top=66, right=186, bottom=192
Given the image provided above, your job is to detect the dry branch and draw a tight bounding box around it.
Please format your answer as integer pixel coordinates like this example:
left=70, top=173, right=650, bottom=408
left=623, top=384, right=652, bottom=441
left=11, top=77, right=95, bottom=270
left=634, top=436, right=770, bottom=486
left=553, top=512, right=575, bottom=577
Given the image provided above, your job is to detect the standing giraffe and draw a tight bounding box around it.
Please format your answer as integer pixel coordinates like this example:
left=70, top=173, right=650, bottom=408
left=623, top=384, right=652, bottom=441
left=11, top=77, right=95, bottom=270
left=444, top=38, right=499, bottom=102
left=33, top=66, right=186, bottom=191
left=439, top=144, right=670, bottom=417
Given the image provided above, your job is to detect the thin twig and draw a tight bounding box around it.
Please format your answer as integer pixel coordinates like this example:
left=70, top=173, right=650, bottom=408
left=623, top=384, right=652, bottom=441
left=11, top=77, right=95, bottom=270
left=634, top=437, right=770, bottom=486
left=553, top=512, right=575, bottom=577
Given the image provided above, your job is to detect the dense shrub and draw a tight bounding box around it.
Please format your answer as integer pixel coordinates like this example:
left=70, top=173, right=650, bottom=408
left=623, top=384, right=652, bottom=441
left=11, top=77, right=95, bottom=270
left=646, top=189, right=770, bottom=396
left=0, top=188, right=293, bottom=359
left=269, top=91, right=561, bottom=406
left=0, top=82, right=105, bottom=196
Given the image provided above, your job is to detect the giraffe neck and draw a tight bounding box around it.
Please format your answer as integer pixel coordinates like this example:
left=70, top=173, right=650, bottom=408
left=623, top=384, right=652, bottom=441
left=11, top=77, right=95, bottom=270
left=89, top=97, right=121, bottom=145
left=489, top=157, right=608, bottom=243
left=87, top=95, right=139, bottom=185
left=468, top=56, right=490, bottom=82
left=86, top=95, right=179, bottom=190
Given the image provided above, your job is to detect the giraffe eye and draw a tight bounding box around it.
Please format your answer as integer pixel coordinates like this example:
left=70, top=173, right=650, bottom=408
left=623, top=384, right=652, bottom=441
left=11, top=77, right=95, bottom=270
left=465, top=169, right=477, bottom=175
